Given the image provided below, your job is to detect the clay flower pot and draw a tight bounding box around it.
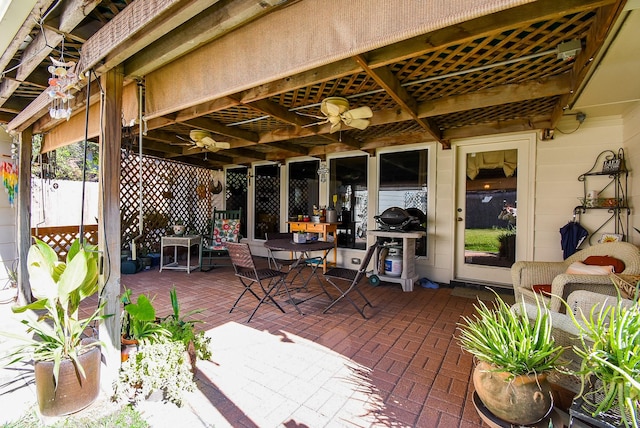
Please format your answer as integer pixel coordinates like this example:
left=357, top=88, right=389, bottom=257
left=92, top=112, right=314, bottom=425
left=473, top=361, right=553, bottom=425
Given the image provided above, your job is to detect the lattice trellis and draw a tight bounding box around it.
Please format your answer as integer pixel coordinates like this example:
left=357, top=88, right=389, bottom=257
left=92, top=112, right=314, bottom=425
left=120, top=152, right=213, bottom=254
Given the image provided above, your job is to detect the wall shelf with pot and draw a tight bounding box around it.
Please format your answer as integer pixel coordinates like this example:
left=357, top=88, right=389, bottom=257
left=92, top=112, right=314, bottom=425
left=575, top=148, right=630, bottom=245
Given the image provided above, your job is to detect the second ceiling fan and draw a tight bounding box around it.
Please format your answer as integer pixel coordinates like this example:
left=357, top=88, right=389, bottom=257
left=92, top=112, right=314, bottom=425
left=177, top=130, right=231, bottom=152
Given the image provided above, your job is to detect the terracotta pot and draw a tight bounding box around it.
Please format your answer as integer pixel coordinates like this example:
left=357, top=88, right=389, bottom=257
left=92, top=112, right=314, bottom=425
left=34, top=339, right=101, bottom=417
left=121, top=336, right=139, bottom=362
left=472, top=361, right=553, bottom=425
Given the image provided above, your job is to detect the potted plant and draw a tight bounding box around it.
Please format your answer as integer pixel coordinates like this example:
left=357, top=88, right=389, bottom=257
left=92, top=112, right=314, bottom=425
left=120, top=288, right=170, bottom=361
left=113, top=286, right=210, bottom=406
left=172, top=220, right=186, bottom=236
left=457, top=292, right=563, bottom=425
left=159, top=286, right=212, bottom=370
left=564, top=295, right=640, bottom=427
left=2, top=238, right=111, bottom=416
left=112, top=340, right=196, bottom=406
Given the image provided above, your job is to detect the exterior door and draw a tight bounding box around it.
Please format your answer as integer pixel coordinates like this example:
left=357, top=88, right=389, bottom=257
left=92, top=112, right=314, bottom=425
left=455, top=136, right=533, bottom=286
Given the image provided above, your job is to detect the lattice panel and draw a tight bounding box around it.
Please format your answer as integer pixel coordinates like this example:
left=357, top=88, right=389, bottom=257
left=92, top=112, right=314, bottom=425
left=393, top=11, right=594, bottom=102
left=357, top=121, right=424, bottom=141
left=205, top=106, right=289, bottom=134
left=273, top=73, right=381, bottom=109
left=33, top=225, right=99, bottom=260
left=120, top=152, right=213, bottom=254
left=434, top=97, right=559, bottom=130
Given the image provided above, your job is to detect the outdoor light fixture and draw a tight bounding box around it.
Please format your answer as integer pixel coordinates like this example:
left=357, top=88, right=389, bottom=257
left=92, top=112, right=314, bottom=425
left=317, top=161, right=329, bottom=182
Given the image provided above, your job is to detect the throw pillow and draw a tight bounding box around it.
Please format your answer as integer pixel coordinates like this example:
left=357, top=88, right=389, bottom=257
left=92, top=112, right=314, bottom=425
left=583, top=255, right=625, bottom=273
left=531, top=284, right=552, bottom=296
left=212, top=218, right=241, bottom=249
left=566, top=261, right=613, bottom=275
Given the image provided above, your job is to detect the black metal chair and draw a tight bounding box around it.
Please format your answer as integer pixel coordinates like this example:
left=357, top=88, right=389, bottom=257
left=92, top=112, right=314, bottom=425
left=201, top=207, right=242, bottom=271
left=227, top=242, right=299, bottom=322
left=322, top=242, right=379, bottom=318
left=264, top=232, right=296, bottom=271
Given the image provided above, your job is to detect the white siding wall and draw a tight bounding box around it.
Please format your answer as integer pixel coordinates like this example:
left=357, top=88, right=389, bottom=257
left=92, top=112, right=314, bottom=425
left=623, top=103, right=640, bottom=244
left=534, top=116, right=625, bottom=261
left=0, top=128, right=17, bottom=287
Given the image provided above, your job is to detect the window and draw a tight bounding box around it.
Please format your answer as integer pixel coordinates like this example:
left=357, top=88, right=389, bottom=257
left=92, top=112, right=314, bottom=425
left=254, top=164, right=280, bottom=240
left=329, top=155, right=368, bottom=249
left=378, top=149, right=428, bottom=256
left=288, top=160, right=319, bottom=219
left=225, top=166, right=248, bottom=239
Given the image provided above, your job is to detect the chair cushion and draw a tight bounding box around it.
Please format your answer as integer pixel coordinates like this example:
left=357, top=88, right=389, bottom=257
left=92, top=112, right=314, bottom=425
left=212, top=218, right=241, bottom=249
left=565, top=261, right=613, bottom=275
left=583, top=255, right=625, bottom=273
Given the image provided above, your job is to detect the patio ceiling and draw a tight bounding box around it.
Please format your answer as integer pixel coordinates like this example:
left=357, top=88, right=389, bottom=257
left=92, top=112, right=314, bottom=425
left=0, top=0, right=633, bottom=170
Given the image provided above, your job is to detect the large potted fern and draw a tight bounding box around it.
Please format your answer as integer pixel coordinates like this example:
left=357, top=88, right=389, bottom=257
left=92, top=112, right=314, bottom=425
left=457, top=292, right=563, bottom=425
left=3, top=238, right=110, bottom=416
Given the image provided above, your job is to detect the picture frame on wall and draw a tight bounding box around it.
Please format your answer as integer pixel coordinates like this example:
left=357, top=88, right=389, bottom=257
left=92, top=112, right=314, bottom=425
left=599, top=233, right=623, bottom=243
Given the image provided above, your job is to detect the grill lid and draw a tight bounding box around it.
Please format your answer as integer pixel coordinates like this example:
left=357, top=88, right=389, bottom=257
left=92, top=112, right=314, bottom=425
left=374, top=207, right=416, bottom=230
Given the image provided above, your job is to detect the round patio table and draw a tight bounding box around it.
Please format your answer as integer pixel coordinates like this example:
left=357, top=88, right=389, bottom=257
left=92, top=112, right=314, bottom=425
left=263, top=238, right=336, bottom=311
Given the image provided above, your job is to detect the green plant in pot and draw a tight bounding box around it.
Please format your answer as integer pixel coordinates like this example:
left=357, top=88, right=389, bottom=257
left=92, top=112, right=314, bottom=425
left=2, top=238, right=111, bottom=417
left=120, top=288, right=169, bottom=361
left=457, top=292, right=563, bottom=425
left=564, top=295, right=640, bottom=427
left=159, top=286, right=212, bottom=369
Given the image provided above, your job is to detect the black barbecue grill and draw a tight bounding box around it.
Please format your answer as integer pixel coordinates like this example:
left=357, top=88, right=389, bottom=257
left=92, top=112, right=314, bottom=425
left=374, top=207, right=422, bottom=231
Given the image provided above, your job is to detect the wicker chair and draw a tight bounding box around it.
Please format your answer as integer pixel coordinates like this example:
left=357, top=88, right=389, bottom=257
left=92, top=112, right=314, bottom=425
left=512, top=241, right=640, bottom=313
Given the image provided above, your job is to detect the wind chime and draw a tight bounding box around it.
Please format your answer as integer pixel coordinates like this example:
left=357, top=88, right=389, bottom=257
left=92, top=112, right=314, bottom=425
left=46, top=40, right=80, bottom=120
left=1, top=142, right=18, bottom=207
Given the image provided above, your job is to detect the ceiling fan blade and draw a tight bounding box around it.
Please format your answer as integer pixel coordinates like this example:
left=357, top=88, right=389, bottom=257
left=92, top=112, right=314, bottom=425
left=321, top=100, right=342, bottom=117
left=344, top=106, right=373, bottom=120
left=345, top=118, right=370, bottom=130
left=329, top=122, right=342, bottom=134
left=213, top=142, right=231, bottom=149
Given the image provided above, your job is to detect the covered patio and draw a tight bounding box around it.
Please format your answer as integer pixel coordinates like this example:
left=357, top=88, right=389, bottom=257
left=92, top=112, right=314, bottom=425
left=2, top=260, right=505, bottom=427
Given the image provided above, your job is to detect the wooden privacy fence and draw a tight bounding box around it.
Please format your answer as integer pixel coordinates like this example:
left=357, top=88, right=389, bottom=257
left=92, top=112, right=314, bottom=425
left=31, top=225, right=99, bottom=260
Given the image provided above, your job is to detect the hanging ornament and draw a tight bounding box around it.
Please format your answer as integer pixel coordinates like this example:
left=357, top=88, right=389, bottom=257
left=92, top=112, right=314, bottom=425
left=1, top=162, right=18, bottom=207
left=46, top=49, right=79, bottom=120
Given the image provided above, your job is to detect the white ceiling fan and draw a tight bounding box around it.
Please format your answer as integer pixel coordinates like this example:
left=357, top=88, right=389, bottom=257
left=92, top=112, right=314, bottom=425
left=175, top=130, right=231, bottom=152
left=301, top=97, right=373, bottom=133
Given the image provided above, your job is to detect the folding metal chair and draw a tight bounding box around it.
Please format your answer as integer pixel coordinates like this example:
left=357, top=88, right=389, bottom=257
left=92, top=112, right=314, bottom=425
left=322, top=242, right=379, bottom=318
left=264, top=232, right=296, bottom=270
left=227, top=242, right=299, bottom=322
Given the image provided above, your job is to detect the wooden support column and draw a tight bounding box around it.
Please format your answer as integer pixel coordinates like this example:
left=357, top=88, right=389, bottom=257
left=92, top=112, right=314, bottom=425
left=16, top=127, right=32, bottom=306
left=98, top=66, right=123, bottom=388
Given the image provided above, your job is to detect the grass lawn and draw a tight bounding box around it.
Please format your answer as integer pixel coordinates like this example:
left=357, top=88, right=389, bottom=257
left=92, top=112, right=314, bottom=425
left=465, top=228, right=513, bottom=253
left=2, top=403, right=149, bottom=428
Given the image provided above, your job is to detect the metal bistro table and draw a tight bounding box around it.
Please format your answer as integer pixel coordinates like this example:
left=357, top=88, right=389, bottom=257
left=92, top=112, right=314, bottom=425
left=264, top=238, right=335, bottom=312
left=160, top=234, right=202, bottom=273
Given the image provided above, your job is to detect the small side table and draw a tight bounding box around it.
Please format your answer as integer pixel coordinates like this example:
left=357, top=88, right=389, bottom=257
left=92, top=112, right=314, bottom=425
left=160, top=235, right=202, bottom=273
